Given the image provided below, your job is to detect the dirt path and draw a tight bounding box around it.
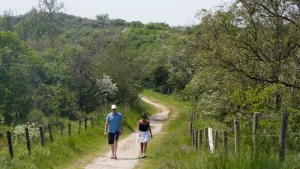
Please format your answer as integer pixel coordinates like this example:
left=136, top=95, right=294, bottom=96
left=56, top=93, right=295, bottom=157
left=83, top=96, right=169, bottom=169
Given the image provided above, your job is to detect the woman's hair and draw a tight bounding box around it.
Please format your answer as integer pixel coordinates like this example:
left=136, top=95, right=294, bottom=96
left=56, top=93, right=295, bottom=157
left=141, top=112, right=147, bottom=119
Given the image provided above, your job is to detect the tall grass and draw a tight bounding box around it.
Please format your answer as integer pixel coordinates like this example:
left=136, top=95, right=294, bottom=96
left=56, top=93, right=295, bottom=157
left=136, top=90, right=300, bottom=169
left=0, top=99, right=156, bottom=169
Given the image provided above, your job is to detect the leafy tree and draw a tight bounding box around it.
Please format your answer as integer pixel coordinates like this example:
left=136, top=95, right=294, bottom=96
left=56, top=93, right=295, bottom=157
left=0, top=31, right=32, bottom=123
left=38, top=0, right=65, bottom=47
left=0, top=10, right=14, bottom=31
left=196, top=1, right=300, bottom=113
left=98, top=32, right=142, bottom=104
left=110, top=19, right=127, bottom=26
left=32, top=84, right=78, bottom=119
left=96, top=13, right=110, bottom=25
left=129, top=21, right=144, bottom=28
left=0, top=31, right=24, bottom=68
left=14, top=8, right=47, bottom=41
left=150, top=65, right=169, bottom=89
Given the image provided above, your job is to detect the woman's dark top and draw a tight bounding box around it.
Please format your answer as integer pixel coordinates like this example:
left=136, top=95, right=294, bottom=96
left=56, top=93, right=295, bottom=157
left=139, top=120, right=149, bottom=132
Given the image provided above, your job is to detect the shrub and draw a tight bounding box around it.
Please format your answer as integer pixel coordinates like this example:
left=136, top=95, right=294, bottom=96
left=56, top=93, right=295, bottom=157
left=13, top=122, right=40, bottom=141
left=26, top=108, right=48, bottom=124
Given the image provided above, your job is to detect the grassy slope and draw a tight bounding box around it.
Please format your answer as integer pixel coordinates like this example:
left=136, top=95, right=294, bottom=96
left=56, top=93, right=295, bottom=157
left=136, top=90, right=300, bottom=169
left=0, top=99, right=157, bottom=169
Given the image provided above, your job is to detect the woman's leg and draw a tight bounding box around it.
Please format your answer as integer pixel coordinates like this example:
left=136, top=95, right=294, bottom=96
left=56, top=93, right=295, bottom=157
left=140, top=143, right=144, bottom=155
left=143, top=142, right=148, bottom=156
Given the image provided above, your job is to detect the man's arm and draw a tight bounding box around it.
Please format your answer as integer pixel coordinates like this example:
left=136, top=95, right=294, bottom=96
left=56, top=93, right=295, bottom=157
left=120, top=120, right=123, bottom=135
left=104, top=122, right=108, bottom=135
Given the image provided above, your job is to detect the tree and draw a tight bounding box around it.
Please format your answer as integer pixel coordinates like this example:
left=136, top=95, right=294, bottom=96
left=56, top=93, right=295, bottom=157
left=0, top=31, right=32, bottom=124
left=96, top=13, right=110, bottom=25
left=197, top=0, right=300, bottom=113
left=38, top=0, right=65, bottom=47
left=0, top=31, right=23, bottom=68
left=97, top=32, right=142, bottom=104
left=129, top=21, right=144, bottom=28
left=14, top=8, right=47, bottom=41
left=0, top=10, right=14, bottom=31
left=32, top=84, right=78, bottom=119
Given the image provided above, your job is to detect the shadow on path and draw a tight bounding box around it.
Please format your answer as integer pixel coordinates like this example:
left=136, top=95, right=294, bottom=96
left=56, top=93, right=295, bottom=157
left=116, top=157, right=154, bottom=160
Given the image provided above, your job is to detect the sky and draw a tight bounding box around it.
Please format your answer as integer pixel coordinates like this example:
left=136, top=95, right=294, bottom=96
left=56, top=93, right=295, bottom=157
left=0, top=0, right=232, bottom=26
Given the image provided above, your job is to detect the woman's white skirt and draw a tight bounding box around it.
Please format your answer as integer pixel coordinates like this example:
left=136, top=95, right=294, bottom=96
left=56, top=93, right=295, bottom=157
left=136, top=131, right=151, bottom=143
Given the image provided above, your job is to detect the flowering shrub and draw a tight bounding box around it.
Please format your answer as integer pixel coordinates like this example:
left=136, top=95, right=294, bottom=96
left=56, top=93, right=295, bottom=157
left=13, top=122, right=40, bottom=142
left=95, top=75, right=118, bottom=104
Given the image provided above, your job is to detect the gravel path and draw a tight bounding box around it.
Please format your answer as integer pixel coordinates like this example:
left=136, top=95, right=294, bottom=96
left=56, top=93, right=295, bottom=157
left=83, top=96, right=169, bottom=169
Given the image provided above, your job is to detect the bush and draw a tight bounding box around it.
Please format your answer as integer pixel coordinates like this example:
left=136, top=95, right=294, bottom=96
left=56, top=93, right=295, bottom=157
left=26, top=108, right=48, bottom=124
left=13, top=122, right=40, bottom=141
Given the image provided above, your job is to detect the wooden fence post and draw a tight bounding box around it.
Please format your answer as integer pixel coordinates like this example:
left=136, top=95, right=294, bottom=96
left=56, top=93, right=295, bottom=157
left=60, top=122, right=64, bottom=137
left=204, top=128, right=208, bottom=146
left=91, top=117, right=94, bottom=128
left=192, top=129, right=195, bottom=147
left=78, top=120, right=81, bottom=134
left=279, top=112, right=289, bottom=162
left=189, top=121, right=193, bottom=135
left=195, top=130, right=199, bottom=149
left=48, top=124, right=53, bottom=143
left=85, top=117, right=88, bottom=131
left=223, top=130, right=227, bottom=153
left=234, top=117, right=240, bottom=154
left=39, top=126, right=45, bottom=147
left=189, top=113, right=193, bottom=121
left=193, top=112, right=196, bottom=121
left=253, top=112, right=259, bottom=154
left=68, top=123, right=71, bottom=137
left=199, top=130, right=203, bottom=148
left=6, top=131, right=13, bottom=158
left=25, top=128, right=31, bottom=155
left=214, top=131, right=218, bottom=150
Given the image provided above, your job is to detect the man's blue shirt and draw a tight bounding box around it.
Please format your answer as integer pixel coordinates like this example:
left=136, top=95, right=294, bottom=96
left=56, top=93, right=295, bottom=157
left=106, top=112, right=123, bottom=133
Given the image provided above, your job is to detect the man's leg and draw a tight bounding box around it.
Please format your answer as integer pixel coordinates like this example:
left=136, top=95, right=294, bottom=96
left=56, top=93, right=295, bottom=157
left=113, top=132, right=120, bottom=158
left=108, top=133, right=114, bottom=158
left=111, top=144, right=115, bottom=157
left=114, top=141, right=118, bottom=157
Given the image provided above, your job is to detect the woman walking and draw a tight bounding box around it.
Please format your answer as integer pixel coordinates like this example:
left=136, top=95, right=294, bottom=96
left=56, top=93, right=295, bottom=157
left=137, top=112, right=152, bottom=158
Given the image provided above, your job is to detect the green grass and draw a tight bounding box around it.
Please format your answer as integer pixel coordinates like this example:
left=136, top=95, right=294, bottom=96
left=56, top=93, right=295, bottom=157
left=141, top=89, right=191, bottom=110
left=136, top=90, right=300, bottom=169
left=0, top=99, right=157, bottom=169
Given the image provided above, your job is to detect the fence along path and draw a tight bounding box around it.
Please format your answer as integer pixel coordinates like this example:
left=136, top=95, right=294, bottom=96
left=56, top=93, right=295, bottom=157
left=0, top=116, right=100, bottom=159
left=189, top=111, right=289, bottom=161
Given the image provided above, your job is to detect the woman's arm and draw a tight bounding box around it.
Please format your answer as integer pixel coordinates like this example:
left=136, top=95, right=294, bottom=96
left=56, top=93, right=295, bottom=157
left=148, top=121, right=153, bottom=138
left=137, top=120, right=141, bottom=136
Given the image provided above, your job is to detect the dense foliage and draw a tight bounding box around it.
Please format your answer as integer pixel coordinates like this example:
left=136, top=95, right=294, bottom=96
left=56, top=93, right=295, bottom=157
left=0, top=0, right=300, bottom=149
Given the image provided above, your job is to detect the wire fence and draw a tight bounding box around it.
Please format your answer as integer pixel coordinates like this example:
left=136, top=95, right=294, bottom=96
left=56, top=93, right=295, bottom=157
left=0, top=115, right=104, bottom=159
left=188, top=110, right=292, bottom=162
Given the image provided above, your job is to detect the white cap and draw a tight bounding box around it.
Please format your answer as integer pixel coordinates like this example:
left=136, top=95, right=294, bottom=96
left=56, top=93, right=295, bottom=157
left=111, top=104, right=117, bottom=110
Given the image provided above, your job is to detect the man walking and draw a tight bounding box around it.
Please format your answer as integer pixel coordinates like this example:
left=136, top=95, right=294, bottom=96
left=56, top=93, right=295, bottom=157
left=104, top=104, right=123, bottom=159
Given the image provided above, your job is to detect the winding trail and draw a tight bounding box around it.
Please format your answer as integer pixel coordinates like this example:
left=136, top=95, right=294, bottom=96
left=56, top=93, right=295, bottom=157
left=83, top=96, right=169, bottom=169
